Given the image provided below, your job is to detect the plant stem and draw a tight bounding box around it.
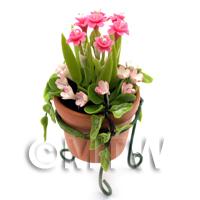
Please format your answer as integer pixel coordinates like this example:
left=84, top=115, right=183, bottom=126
left=78, top=85, right=88, bottom=94
left=100, top=52, right=105, bottom=65
left=79, top=44, right=84, bottom=55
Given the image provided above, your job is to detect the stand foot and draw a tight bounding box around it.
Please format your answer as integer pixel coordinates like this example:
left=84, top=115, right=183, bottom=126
left=60, top=148, right=75, bottom=163
left=98, top=167, right=112, bottom=196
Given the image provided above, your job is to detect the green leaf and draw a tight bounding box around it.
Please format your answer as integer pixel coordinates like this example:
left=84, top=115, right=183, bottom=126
left=142, top=72, right=153, bottom=83
left=48, top=74, right=59, bottom=91
left=109, top=80, right=123, bottom=102
left=111, top=93, right=136, bottom=105
left=85, top=44, right=95, bottom=82
left=43, top=103, right=56, bottom=123
left=74, top=45, right=81, bottom=68
left=115, top=37, right=122, bottom=63
left=110, top=103, right=133, bottom=118
left=100, top=147, right=110, bottom=171
left=88, top=83, right=104, bottom=104
left=90, top=29, right=100, bottom=47
left=43, top=83, right=51, bottom=102
left=41, top=114, right=48, bottom=142
left=61, top=34, right=82, bottom=84
left=90, top=132, right=111, bottom=150
left=99, top=53, right=113, bottom=83
left=138, top=109, right=142, bottom=122
left=116, top=123, right=133, bottom=135
left=56, top=113, right=87, bottom=139
left=110, top=45, right=117, bottom=89
left=90, top=115, right=104, bottom=140
left=84, top=104, right=105, bottom=114
left=93, top=57, right=102, bottom=77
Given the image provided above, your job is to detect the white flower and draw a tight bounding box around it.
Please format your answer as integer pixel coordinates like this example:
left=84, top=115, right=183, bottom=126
left=95, top=80, right=110, bottom=95
left=75, top=92, right=88, bottom=107
left=55, top=64, right=70, bottom=78
left=129, top=68, right=143, bottom=83
left=60, top=85, right=75, bottom=100
left=121, top=82, right=136, bottom=94
left=55, top=76, right=68, bottom=90
left=117, top=65, right=130, bottom=79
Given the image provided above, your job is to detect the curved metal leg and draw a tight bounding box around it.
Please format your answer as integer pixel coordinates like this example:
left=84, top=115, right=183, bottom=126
left=127, top=99, right=143, bottom=169
left=60, top=148, right=75, bottom=163
left=98, top=167, right=112, bottom=196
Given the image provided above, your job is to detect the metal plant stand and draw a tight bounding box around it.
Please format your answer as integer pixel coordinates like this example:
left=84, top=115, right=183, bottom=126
left=60, top=98, right=143, bottom=196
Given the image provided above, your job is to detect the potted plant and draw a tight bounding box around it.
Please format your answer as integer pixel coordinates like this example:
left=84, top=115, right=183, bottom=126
left=41, top=11, right=153, bottom=195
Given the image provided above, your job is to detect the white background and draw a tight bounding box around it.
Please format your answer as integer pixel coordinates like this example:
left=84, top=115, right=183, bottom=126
left=0, top=0, right=200, bottom=199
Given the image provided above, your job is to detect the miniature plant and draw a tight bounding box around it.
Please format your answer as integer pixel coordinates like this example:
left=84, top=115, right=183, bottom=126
left=41, top=11, right=153, bottom=171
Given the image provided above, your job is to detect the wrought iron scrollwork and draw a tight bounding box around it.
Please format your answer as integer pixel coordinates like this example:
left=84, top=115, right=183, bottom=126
left=127, top=98, right=143, bottom=169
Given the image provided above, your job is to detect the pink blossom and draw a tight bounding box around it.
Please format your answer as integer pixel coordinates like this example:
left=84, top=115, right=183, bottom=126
left=75, top=16, right=88, bottom=32
left=117, top=65, right=131, bottom=79
left=60, top=85, right=75, bottom=100
left=75, top=91, right=88, bottom=107
left=95, top=80, right=110, bottom=95
left=87, top=11, right=107, bottom=28
left=108, top=19, right=129, bottom=39
left=67, top=29, right=86, bottom=46
left=109, top=13, right=125, bottom=22
left=55, top=76, right=68, bottom=90
left=94, top=35, right=114, bottom=53
left=121, top=82, right=136, bottom=94
left=130, top=68, right=143, bottom=83
left=55, top=64, right=69, bottom=78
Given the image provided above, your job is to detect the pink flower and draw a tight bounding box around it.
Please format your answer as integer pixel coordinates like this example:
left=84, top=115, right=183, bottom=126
left=60, top=85, right=75, bottom=100
left=109, top=13, right=125, bottom=22
left=87, top=11, right=107, bottom=28
left=130, top=68, right=143, bottom=83
left=67, top=29, right=86, bottom=46
left=75, top=16, right=88, bottom=32
left=75, top=91, right=88, bottom=107
left=117, top=65, right=130, bottom=79
left=121, top=82, right=136, bottom=94
left=95, top=80, right=110, bottom=95
left=55, top=64, right=69, bottom=78
left=55, top=76, right=68, bottom=90
left=94, top=35, right=114, bottom=53
left=108, top=19, right=129, bottom=39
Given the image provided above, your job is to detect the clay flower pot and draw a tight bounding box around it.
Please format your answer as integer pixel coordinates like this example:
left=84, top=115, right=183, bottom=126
left=54, top=91, right=141, bottom=163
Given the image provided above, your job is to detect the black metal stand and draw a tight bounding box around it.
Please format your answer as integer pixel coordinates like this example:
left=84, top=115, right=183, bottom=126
left=127, top=98, right=143, bottom=169
left=60, top=98, right=143, bottom=196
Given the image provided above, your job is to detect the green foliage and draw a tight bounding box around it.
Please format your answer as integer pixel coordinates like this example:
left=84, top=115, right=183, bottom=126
left=111, top=93, right=136, bottom=105
left=56, top=113, right=88, bottom=139
left=100, top=147, right=110, bottom=171
left=43, top=74, right=61, bottom=103
left=79, top=53, right=91, bottom=86
left=85, top=44, right=95, bottom=82
left=99, top=53, right=113, bottom=83
left=138, top=109, right=142, bottom=122
left=61, top=34, right=82, bottom=84
left=88, top=83, right=104, bottom=104
left=142, top=72, right=153, bottom=83
left=41, top=114, right=48, bottom=142
left=90, top=29, right=101, bottom=47
left=43, top=103, right=56, bottom=123
left=115, top=123, right=133, bottom=135
left=110, top=103, right=133, bottom=118
left=93, top=57, right=102, bottom=78
left=90, top=115, right=104, bottom=140
left=84, top=104, right=105, bottom=114
left=90, top=132, right=111, bottom=149
left=109, top=80, right=123, bottom=102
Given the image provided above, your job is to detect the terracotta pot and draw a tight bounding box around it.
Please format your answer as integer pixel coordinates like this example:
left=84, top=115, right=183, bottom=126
left=54, top=91, right=140, bottom=163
